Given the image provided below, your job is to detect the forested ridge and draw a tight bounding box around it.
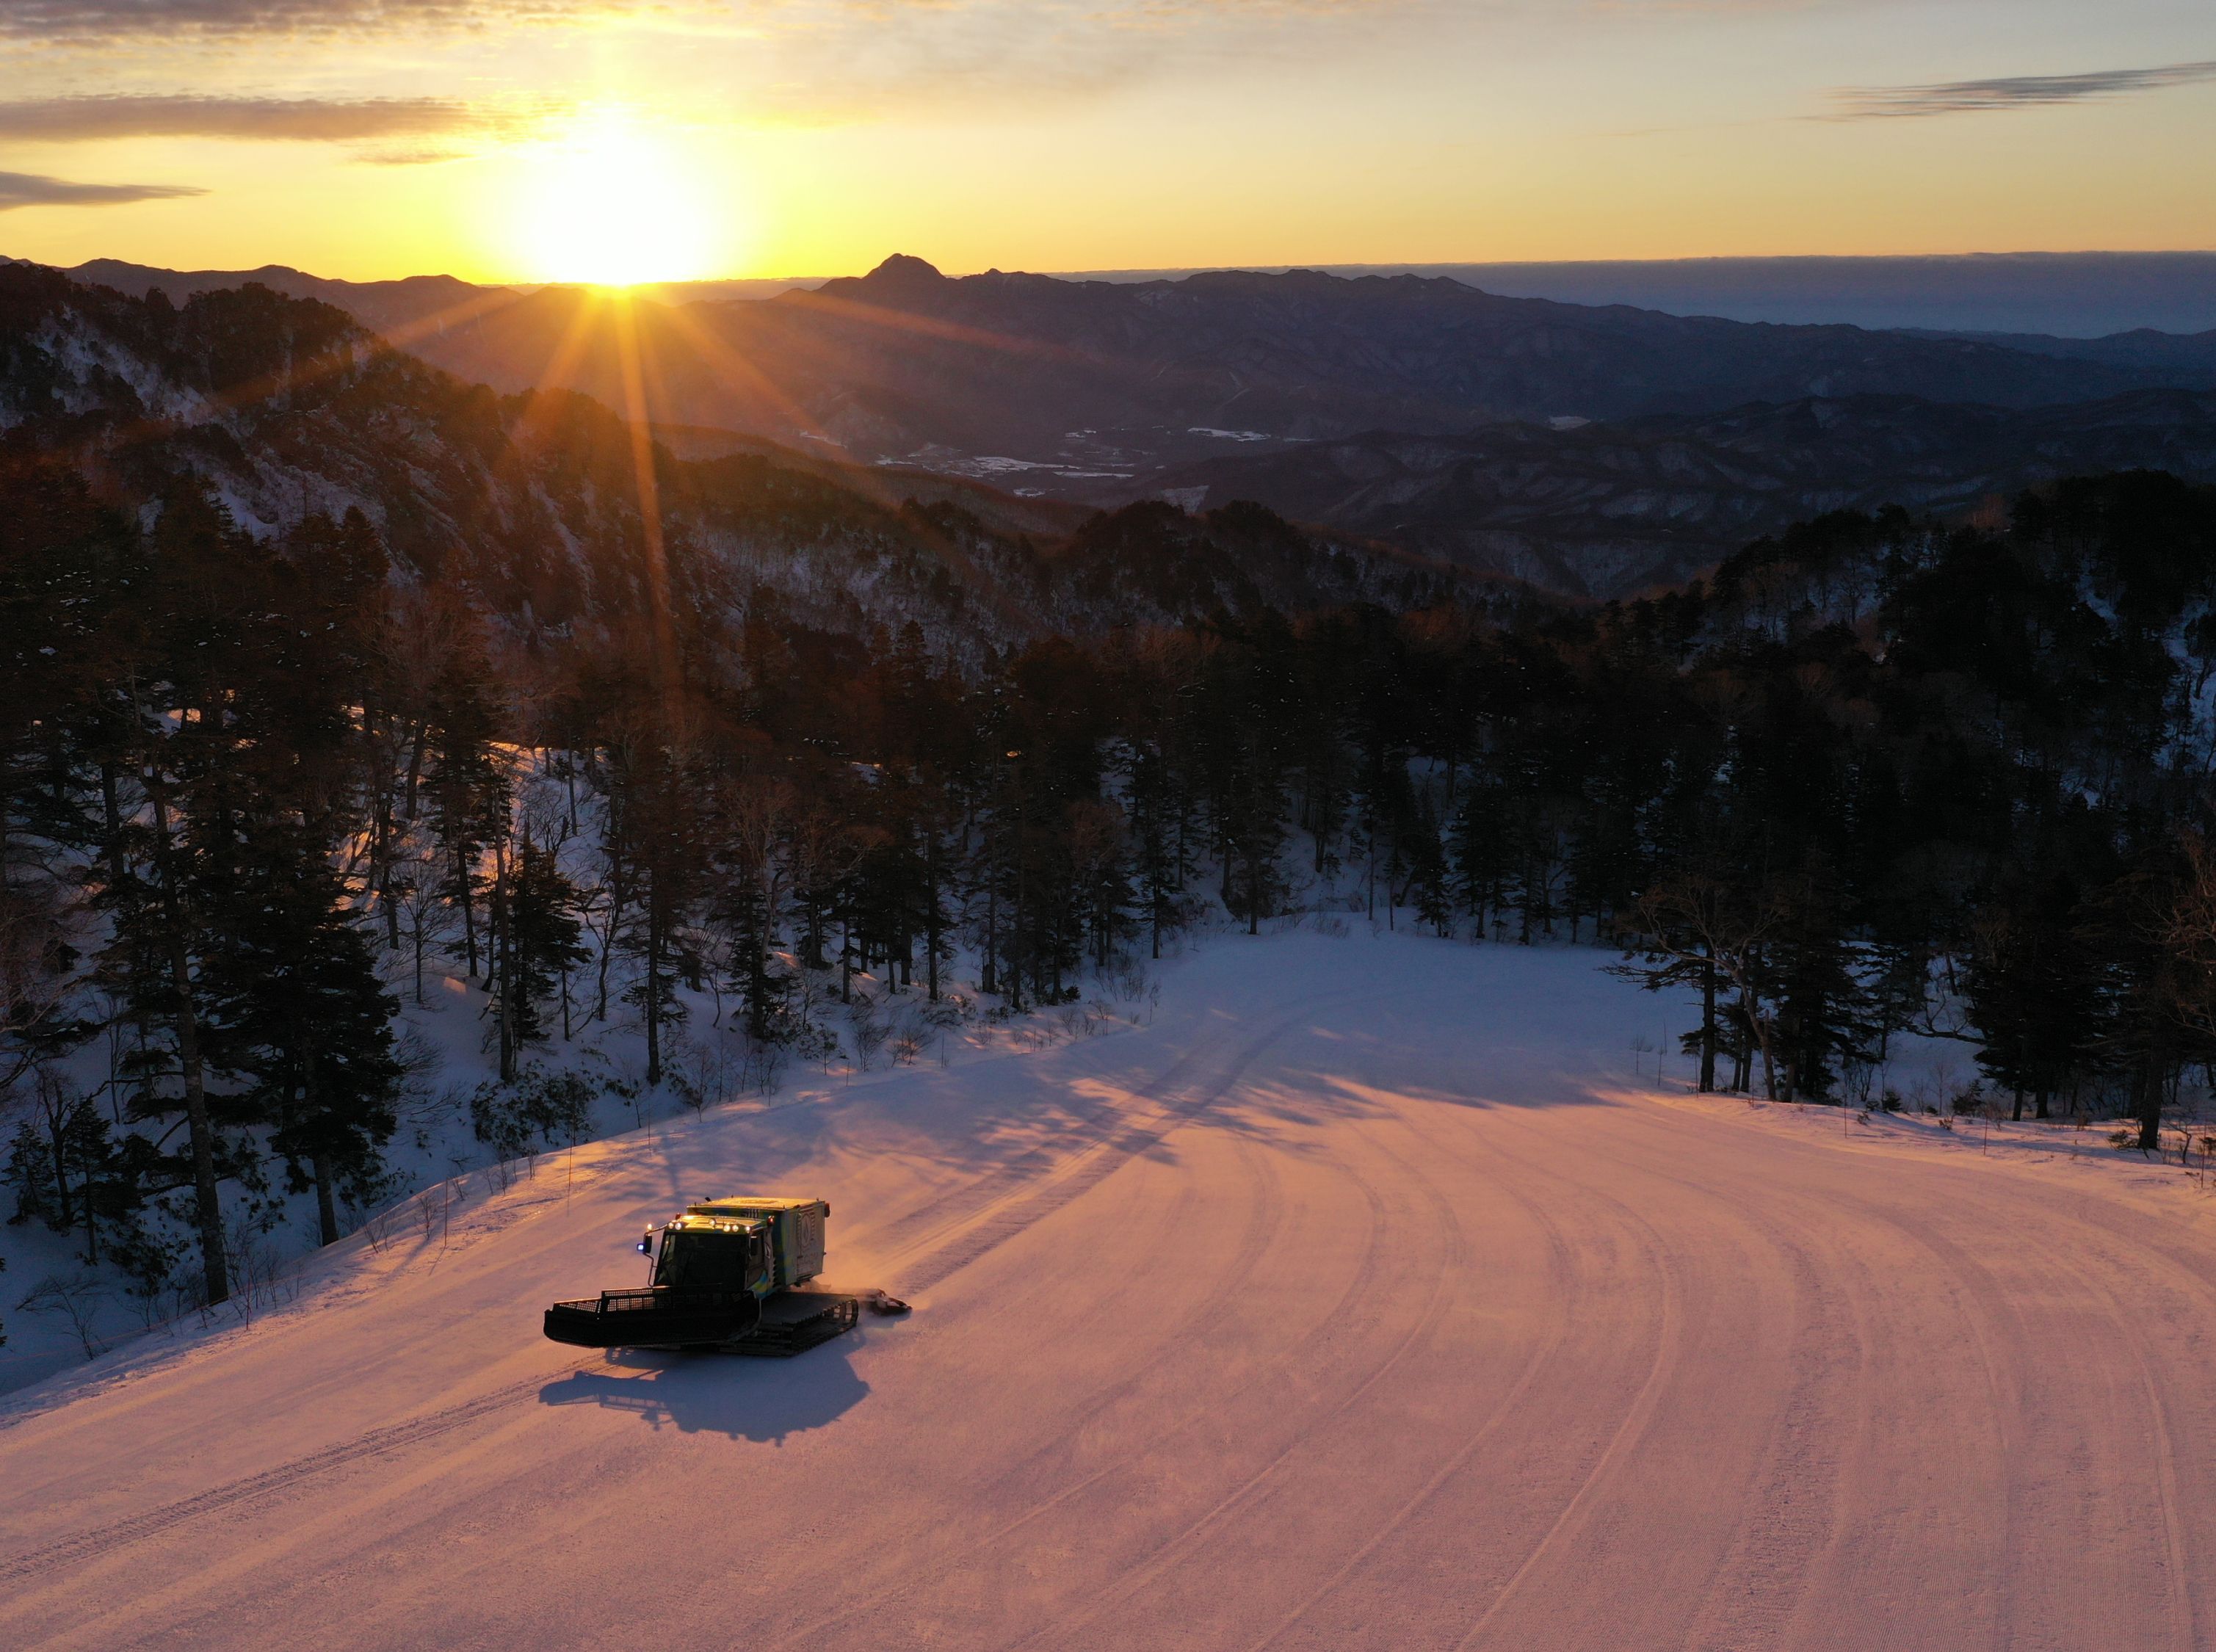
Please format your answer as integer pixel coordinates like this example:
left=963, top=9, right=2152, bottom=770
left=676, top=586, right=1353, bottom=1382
left=10, top=264, right=2216, bottom=1354
left=0, top=265, right=1453, bottom=646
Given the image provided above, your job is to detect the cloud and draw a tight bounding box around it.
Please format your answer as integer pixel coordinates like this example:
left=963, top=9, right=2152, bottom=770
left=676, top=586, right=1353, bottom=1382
left=0, top=2, right=1433, bottom=128
left=0, top=0, right=1380, bottom=37
left=720, top=0, right=1438, bottom=121
left=0, top=168, right=206, bottom=209
left=0, top=0, right=1419, bottom=60
left=0, top=0, right=619, bottom=41
left=353, top=147, right=473, bottom=165
left=1831, top=59, right=2216, bottom=118
left=0, top=95, right=488, bottom=143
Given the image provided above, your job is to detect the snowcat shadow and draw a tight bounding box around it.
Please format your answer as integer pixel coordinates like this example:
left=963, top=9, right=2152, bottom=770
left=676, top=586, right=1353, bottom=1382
left=537, top=1350, right=869, bottom=1442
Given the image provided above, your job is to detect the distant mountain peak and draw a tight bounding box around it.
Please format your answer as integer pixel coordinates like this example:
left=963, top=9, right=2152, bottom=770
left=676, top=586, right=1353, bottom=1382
left=865, top=253, right=945, bottom=286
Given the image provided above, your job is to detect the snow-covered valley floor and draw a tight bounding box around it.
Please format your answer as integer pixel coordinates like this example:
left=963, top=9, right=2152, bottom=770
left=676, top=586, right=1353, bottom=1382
left=5, top=927, right=2215, bottom=1651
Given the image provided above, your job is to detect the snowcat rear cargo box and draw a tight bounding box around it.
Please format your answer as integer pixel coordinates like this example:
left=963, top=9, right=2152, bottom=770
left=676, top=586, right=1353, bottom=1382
left=684, top=1197, right=828, bottom=1289
left=543, top=1286, right=760, bottom=1349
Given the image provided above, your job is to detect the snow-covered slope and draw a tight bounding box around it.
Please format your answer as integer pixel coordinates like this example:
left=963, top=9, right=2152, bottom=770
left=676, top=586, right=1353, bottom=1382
left=4, top=929, right=2213, bottom=1650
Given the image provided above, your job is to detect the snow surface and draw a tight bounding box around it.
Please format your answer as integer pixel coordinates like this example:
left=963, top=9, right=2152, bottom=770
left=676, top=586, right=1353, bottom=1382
left=5, top=927, right=2216, bottom=1650
left=0, top=740, right=1096, bottom=1392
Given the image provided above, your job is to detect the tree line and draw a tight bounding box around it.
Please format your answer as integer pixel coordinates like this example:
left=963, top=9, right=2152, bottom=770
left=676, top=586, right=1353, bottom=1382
left=7, top=437, right=2216, bottom=1314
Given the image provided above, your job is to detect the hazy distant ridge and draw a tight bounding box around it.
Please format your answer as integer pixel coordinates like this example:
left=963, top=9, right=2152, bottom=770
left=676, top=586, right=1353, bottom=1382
left=18, top=250, right=2216, bottom=599
left=25, top=247, right=2216, bottom=338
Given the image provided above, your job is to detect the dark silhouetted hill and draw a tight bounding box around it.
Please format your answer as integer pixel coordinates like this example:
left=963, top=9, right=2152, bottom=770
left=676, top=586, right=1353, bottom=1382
left=1128, top=391, right=2216, bottom=598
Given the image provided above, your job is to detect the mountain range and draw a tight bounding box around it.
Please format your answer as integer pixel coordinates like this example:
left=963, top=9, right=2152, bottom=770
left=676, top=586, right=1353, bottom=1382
left=40, top=253, right=2216, bottom=454
left=0, top=264, right=1456, bottom=648
left=8, top=251, right=2216, bottom=599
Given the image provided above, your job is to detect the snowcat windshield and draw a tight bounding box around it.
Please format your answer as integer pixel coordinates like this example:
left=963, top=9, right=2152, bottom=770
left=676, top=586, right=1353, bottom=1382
left=653, top=1230, right=753, bottom=1290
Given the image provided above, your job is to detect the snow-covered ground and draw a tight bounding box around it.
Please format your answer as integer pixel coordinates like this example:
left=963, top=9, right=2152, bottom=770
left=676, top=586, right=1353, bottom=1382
left=0, top=745, right=1158, bottom=1398
left=4, top=927, right=2215, bottom=1650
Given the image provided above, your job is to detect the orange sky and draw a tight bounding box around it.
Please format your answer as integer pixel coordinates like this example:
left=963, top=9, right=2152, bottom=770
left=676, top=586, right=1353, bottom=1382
left=1, top=1, right=2212, bottom=283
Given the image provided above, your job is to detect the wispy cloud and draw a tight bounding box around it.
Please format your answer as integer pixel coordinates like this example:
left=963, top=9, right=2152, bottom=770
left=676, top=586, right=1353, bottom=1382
left=0, top=95, right=483, bottom=142
left=0, top=1, right=1433, bottom=129
left=0, top=168, right=206, bottom=209
left=711, top=0, right=1436, bottom=121
left=1830, top=59, right=2216, bottom=118
left=0, top=0, right=1420, bottom=65
left=0, top=0, right=1394, bottom=37
left=0, top=0, right=618, bottom=41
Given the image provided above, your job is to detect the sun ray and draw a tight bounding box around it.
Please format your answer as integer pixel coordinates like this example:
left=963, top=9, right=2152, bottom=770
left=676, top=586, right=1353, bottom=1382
left=608, top=292, right=680, bottom=704
left=450, top=286, right=618, bottom=590
left=775, top=286, right=1096, bottom=372
left=650, top=298, right=1043, bottom=633
left=48, top=280, right=529, bottom=471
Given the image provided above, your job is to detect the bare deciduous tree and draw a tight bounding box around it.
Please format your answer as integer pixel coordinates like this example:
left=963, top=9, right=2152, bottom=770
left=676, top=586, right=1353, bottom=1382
left=1611, top=872, right=1783, bottom=1098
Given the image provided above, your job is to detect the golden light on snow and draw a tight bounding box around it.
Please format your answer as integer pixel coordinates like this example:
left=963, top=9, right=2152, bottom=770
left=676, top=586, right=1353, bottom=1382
left=510, top=115, right=725, bottom=286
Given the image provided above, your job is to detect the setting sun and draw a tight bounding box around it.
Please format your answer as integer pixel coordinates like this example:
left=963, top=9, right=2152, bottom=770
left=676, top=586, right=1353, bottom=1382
left=511, top=118, right=725, bottom=286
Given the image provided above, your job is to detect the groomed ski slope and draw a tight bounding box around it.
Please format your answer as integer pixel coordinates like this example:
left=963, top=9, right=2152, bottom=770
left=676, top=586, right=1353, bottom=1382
left=5, top=927, right=2215, bottom=1652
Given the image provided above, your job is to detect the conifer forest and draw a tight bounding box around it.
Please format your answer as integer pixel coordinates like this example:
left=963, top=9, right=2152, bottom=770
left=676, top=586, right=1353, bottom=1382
left=9, top=412, right=2216, bottom=1327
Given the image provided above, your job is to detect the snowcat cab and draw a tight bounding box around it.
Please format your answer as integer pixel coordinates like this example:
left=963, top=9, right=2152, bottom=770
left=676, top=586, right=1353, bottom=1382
left=543, top=1195, right=899, bottom=1357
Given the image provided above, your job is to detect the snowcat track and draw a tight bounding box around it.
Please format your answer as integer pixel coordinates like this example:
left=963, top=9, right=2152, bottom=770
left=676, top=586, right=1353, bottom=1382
left=707, top=1293, right=861, bottom=1357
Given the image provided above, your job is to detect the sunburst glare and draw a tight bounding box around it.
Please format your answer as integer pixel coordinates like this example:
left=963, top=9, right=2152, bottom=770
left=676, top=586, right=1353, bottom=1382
left=511, top=116, right=727, bottom=286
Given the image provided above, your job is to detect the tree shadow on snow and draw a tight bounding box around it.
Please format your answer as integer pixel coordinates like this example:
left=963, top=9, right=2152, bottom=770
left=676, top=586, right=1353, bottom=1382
left=537, top=1346, right=869, bottom=1442
left=1193, top=1059, right=1621, bottom=1142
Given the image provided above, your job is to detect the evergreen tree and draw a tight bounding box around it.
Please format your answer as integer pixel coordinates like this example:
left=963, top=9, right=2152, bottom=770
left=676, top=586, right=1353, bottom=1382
left=1962, top=874, right=2093, bottom=1119
left=202, top=811, right=401, bottom=1246
left=1761, top=858, right=1875, bottom=1102
left=423, top=634, right=509, bottom=980
left=502, top=833, right=590, bottom=1048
